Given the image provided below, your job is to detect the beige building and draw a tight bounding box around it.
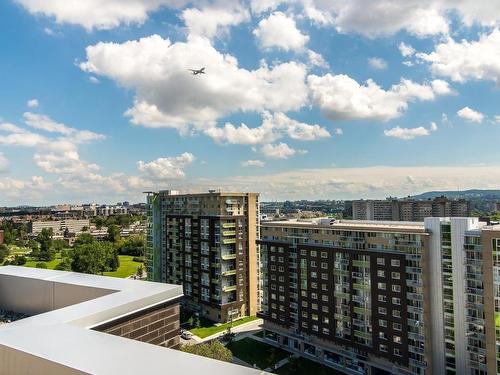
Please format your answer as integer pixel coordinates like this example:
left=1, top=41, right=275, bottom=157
left=146, top=190, right=260, bottom=323
left=30, top=219, right=90, bottom=236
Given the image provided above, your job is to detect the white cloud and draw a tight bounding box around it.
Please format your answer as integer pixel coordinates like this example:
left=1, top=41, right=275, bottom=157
left=457, top=106, right=484, bottom=123
left=253, top=12, right=309, bottom=51
left=368, top=57, right=387, bottom=70
left=0, top=153, right=9, bottom=172
left=398, top=42, right=415, bottom=57
left=181, top=2, right=249, bottom=40
left=241, top=159, right=266, bottom=167
left=495, top=115, right=500, bottom=124
left=137, top=152, right=195, bottom=180
left=15, top=0, right=193, bottom=30
left=261, top=142, right=297, bottom=159
left=27, top=99, right=39, bottom=108
left=308, top=74, right=451, bottom=121
left=204, top=111, right=330, bottom=145
left=34, top=151, right=100, bottom=175
left=384, top=126, right=430, bottom=140
left=23, top=112, right=105, bottom=142
left=430, top=79, right=453, bottom=95
left=430, top=122, right=438, bottom=131
left=89, top=76, right=100, bottom=84
left=334, top=128, right=343, bottom=135
left=81, top=35, right=309, bottom=133
left=417, top=29, right=500, bottom=84
left=307, top=50, right=329, bottom=68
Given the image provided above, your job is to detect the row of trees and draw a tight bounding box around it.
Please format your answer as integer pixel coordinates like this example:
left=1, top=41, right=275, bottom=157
left=92, top=214, right=145, bottom=229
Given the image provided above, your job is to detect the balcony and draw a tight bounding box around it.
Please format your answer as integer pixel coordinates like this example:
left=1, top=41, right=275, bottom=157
left=222, top=285, right=237, bottom=292
left=221, top=252, right=236, bottom=260
left=222, top=230, right=236, bottom=237
left=222, top=269, right=237, bottom=276
left=352, top=260, right=370, bottom=268
left=223, top=238, right=236, bottom=245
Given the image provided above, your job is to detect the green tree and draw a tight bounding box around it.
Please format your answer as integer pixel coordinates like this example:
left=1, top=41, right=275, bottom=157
left=55, top=257, right=72, bottom=271
left=107, top=225, right=121, bottom=243
left=11, top=255, right=27, bottom=266
left=35, top=262, right=48, bottom=269
left=180, top=341, right=232, bottom=363
left=137, top=264, right=144, bottom=278
left=74, top=233, right=95, bottom=246
left=71, top=241, right=119, bottom=275
left=0, top=244, right=10, bottom=264
left=36, top=228, right=54, bottom=261
left=120, top=235, right=145, bottom=256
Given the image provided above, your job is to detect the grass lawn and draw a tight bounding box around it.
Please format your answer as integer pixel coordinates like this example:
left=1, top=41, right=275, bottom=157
left=24, top=252, right=63, bottom=269
left=8, top=245, right=32, bottom=255
left=227, top=337, right=289, bottom=369
left=23, top=254, right=142, bottom=279
left=189, top=316, right=259, bottom=339
left=103, top=255, right=142, bottom=278
left=276, top=357, right=344, bottom=375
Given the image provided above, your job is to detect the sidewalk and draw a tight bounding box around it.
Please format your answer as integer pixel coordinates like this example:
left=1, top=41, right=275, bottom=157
left=191, top=318, right=263, bottom=343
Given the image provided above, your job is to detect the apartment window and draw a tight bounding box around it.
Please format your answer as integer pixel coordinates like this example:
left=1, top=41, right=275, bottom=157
left=321, top=273, right=328, bottom=280
left=322, top=295, right=329, bottom=302
left=311, top=261, right=317, bottom=268
left=391, top=272, right=401, bottom=280
left=379, top=319, right=387, bottom=327
left=391, top=259, right=400, bottom=267
left=271, top=284, right=276, bottom=290
left=322, top=306, right=329, bottom=313
left=278, top=256, right=284, bottom=263
left=378, top=307, right=387, bottom=315
left=311, top=282, right=318, bottom=289
left=279, top=295, right=285, bottom=302
left=270, top=255, right=276, bottom=262
left=301, top=290, right=308, bottom=297
left=394, top=348, right=402, bottom=357
left=312, top=325, right=319, bottom=332
left=311, top=250, right=317, bottom=257
left=302, top=322, right=308, bottom=328
left=377, top=258, right=385, bottom=265
left=378, top=282, right=386, bottom=290
left=279, top=276, right=285, bottom=282
left=377, top=270, right=385, bottom=278
left=311, top=271, right=317, bottom=279
left=323, top=316, right=330, bottom=324
left=392, top=297, right=401, bottom=305
left=392, top=285, right=401, bottom=293
left=279, top=285, right=284, bottom=292
left=379, top=344, right=388, bottom=352
left=312, top=303, right=318, bottom=310
left=302, top=311, right=308, bottom=318
left=393, top=323, right=402, bottom=331
left=311, top=293, right=318, bottom=300
left=321, top=262, right=328, bottom=269
left=272, top=313, right=277, bottom=319
left=322, top=283, right=328, bottom=291
left=279, top=266, right=284, bottom=272
left=302, top=301, right=308, bottom=307
left=393, top=310, right=401, bottom=318
left=378, top=295, right=387, bottom=303
left=271, top=274, right=276, bottom=281
left=321, top=252, right=328, bottom=258
left=301, top=249, right=307, bottom=256
left=271, top=293, right=276, bottom=300
left=270, top=265, right=276, bottom=271
left=379, top=332, right=388, bottom=340
left=271, top=303, right=277, bottom=309
left=312, top=314, right=319, bottom=321
left=322, top=328, right=330, bottom=335
left=393, top=335, right=402, bottom=344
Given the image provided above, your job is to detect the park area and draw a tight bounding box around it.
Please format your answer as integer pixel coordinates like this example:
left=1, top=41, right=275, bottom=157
left=182, top=314, right=259, bottom=338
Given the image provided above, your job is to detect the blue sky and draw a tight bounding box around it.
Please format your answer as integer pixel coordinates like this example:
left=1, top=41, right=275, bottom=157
left=1, top=0, right=500, bottom=205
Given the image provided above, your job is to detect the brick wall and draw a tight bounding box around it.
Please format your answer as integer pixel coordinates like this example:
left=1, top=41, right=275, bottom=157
left=93, top=301, right=180, bottom=348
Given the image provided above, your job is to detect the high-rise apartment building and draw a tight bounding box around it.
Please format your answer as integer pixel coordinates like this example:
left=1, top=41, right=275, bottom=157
left=352, top=197, right=469, bottom=221
left=257, top=217, right=500, bottom=375
left=146, top=190, right=260, bottom=323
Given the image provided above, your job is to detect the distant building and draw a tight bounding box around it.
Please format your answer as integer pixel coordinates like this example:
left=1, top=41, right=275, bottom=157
left=352, top=197, right=470, bottom=221
left=30, top=219, right=90, bottom=236
left=146, top=190, right=260, bottom=323
left=0, top=230, right=4, bottom=245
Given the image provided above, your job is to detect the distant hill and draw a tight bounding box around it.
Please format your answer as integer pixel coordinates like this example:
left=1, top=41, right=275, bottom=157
left=409, top=189, right=500, bottom=200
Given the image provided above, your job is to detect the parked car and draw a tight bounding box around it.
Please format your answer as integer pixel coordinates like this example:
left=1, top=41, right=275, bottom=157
left=181, top=331, right=192, bottom=340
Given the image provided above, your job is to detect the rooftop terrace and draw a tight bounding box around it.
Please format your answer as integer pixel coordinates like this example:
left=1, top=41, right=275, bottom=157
left=0, top=266, right=264, bottom=375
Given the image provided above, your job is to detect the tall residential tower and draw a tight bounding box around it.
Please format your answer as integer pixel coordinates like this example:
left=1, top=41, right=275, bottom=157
left=146, top=190, right=260, bottom=322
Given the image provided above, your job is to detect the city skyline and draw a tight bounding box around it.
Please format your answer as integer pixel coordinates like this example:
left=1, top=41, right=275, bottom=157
left=1, top=1, right=500, bottom=205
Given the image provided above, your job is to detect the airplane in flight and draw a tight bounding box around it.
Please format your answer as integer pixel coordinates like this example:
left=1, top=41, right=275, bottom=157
left=189, top=67, right=206, bottom=75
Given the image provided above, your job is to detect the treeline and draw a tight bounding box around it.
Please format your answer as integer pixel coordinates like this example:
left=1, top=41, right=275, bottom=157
left=1, top=222, right=145, bottom=275
left=91, top=214, right=145, bottom=229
